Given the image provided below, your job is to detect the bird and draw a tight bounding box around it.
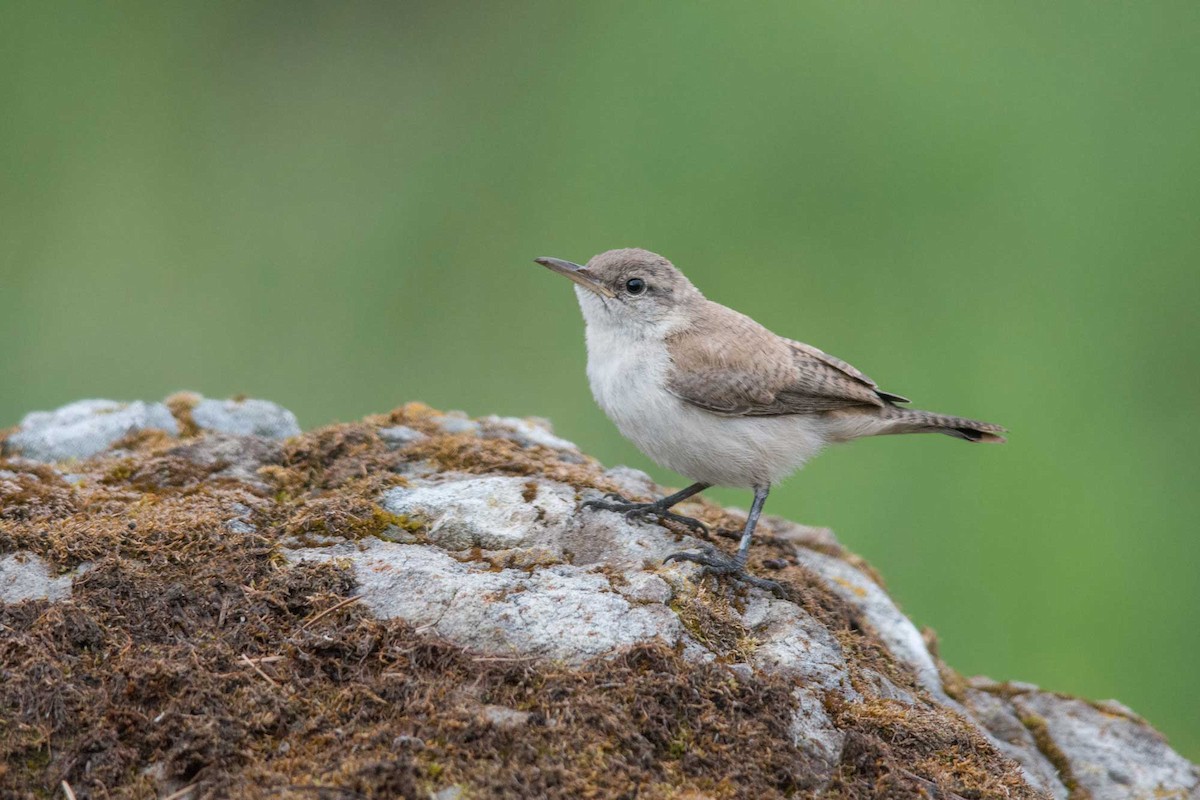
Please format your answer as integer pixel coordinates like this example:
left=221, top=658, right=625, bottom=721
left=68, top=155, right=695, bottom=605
left=535, top=248, right=1004, bottom=593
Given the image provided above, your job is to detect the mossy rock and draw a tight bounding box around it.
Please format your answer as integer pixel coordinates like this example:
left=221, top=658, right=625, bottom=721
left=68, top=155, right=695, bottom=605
left=1, top=397, right=1196, bottom=799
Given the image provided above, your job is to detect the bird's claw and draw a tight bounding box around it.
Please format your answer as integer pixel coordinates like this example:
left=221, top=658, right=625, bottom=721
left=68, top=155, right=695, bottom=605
left=582, top=496, right=709, bottom=535
left=664, top=545, right=785, bottom=596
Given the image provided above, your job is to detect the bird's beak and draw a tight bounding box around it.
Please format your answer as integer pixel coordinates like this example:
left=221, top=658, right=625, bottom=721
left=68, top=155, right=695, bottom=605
left=534, top=257, right=615, bottom=298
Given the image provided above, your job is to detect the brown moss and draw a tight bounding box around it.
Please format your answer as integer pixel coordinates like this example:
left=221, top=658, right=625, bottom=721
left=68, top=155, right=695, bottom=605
left=0, top=424, right=16, bottom=453
left=100, top=457, right=137, bottom=484
left=282, top=493, right=416, bottom=543
left=0, top=461, right=77, bottom=524
left=670, top=585, right=756, bottom=662
left=119, top=449, right=232, bottom=491
left=825, top=698, right=1041, bottom=800
left=165, top=391, right=203, bottom=437
left=276, top=423, right=401, bottom=492
left=108, top=426, right=177, bottom=454
left=2, top=563, right=817, bottom=799
left=406, top=432, right=623, bottom=495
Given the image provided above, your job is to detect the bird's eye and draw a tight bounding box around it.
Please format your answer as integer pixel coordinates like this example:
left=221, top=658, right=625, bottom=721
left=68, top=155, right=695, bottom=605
left=625, top=278, right=647, bottom=295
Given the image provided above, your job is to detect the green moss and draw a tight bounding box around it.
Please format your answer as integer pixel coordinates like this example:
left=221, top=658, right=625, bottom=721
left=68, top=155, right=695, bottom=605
left=667, top=726, right=692, bottom=760
left=102, top=458, right=136, bottom=483
left=381, top=512, right=427, bottom=534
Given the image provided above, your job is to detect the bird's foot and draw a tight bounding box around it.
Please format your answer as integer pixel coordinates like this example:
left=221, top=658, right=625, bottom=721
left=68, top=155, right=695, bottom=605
left=664, top=545, right=784, bottom=596
left=582, top=493, right=709, bottom=536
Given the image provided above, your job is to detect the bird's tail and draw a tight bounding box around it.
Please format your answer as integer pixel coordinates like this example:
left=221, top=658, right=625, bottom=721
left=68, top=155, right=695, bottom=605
left=878, top=406, right=1007, bottom=443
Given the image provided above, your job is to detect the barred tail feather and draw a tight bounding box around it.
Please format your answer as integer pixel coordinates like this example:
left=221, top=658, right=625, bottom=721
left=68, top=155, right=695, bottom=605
left=880, top=407, right=1007, bottom=443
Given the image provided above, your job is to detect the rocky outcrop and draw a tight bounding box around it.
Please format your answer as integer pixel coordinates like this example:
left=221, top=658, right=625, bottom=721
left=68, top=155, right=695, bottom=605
left=1, top=396, right=1196, bottom=800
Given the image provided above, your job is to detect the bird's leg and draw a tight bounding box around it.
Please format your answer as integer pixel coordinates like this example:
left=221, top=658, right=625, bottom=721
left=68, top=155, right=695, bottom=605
left=664, top=485, right=783, bottom=595
left=583, top=482, right=711, bottom=534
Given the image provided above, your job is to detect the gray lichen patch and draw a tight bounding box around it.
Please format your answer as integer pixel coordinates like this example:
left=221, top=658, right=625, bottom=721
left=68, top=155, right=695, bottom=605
left=4, top=399, right=179, bottom=462
left=2, top=394, right=300, bottom=464
left=190, top=397, right=301, bottom=440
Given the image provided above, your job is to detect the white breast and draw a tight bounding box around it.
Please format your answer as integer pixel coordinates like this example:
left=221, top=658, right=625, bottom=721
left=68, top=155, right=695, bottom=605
left=582, top=313, right=828, bottom=489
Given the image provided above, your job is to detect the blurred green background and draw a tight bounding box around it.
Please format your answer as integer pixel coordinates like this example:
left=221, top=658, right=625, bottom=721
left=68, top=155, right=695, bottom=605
left=2, top=2, right=1197, bottom=758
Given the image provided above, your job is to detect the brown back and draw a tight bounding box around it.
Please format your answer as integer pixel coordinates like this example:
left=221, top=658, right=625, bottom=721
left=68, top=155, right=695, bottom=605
left=664, top=302, right=907, bottom=416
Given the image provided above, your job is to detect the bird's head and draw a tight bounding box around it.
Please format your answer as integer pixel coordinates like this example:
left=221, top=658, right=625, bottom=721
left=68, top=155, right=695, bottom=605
left=535, top=248, right=703, bottom=335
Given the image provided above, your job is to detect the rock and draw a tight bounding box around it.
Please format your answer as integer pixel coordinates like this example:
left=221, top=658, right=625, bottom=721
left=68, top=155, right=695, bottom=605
left=962, top=687, right=1070, bottom=800
left=224, top=502, right=258, bottom=534
left=0, top=552, right=87, bottom=603
left=433, top=413, right=481, bottom=435
left=477, top=705, right=533, bottom=730
left=600, top=465, right=658, bottom=499
left=289, top=539, right=685, bottom=662
left=167, top=432, right=284, bottom=490
left=481, top=415, right=579, bottom=451
left=795, top=548, right=946, bottom=701
left=381, top=476, right=577, bottom=551
left=6, top=399, right=178, bottom=462
left=378, top=425, right=428, bottom=447
left=614, top=571, right=672, bottom=604
left=1009, top=691, right=1200, bottom=800
left=3, top=394, right=299, bottom=464
left=190, top=397, right=300, bottom=440
left=1, top=397, right=1195, bottom=800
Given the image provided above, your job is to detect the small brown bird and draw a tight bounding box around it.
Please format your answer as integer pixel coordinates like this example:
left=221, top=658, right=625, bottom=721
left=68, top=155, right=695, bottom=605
left=536, top=248, right=1004, bottom=592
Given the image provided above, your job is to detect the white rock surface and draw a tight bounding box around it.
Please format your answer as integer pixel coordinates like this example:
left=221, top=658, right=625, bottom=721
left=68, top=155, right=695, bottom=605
left=378, top=425, right=427, bottom=447
left=1010, top=692, right=1200, bottom=800
left=381, top=476, right=577, bottom=551
left=434, top=415, right=481, bottom=435
left=481, top=416, right=579, bottom=451
left=795, top=548, right=947, bottom=702
left=190, top=397, right=300, bottom=439
left=4, top=394, right=299, bottom=462
left=7, top=399, right=178, bottom=462
left=740, top=593, right=855, bottom=698
left=0, top=552, right=88, bottom=604
left=288, top=539, right=684, bottom=662
left=963, top=686, right=1071, bottom=800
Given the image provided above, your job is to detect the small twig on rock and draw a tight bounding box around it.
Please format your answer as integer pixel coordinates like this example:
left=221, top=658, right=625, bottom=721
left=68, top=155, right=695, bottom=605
left=240, top=653, right=281, bottom=689
left=60, top=781, right=77, bottom=800
left=161, top=784, right=200, bottom=800
left=300, top=594, right=364, bottom=630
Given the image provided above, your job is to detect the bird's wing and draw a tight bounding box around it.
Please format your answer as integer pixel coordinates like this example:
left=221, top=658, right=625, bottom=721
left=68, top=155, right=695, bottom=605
left=664, top=303, right=908, bottom=417
left=784, top=339, right=910, bottom=405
